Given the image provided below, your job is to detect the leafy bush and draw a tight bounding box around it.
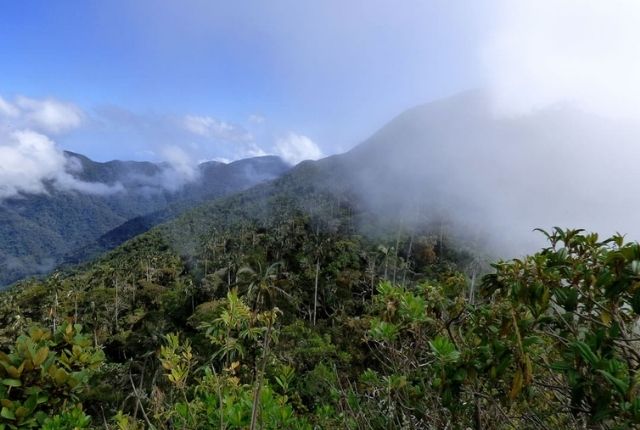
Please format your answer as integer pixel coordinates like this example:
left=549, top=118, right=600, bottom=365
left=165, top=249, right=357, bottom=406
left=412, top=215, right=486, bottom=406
left=0, top=323, right=103, bottom=428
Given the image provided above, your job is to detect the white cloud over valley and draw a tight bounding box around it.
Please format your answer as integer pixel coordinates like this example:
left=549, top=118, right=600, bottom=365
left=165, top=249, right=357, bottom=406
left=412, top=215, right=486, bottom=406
left=0, top=91, right=326, bottom=199
left=0, top=94, right=123, bottom=200
left=0, top=129, right=122, bottom=199
left=157, top=145, right=200, bottom=191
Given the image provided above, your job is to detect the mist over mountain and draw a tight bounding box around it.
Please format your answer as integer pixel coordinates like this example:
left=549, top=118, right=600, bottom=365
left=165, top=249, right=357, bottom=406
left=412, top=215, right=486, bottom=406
left=0, top=153, right=289, bottom=286
left=6, top=89, right=639, bottom=288
left=131, top=90, right=640, bottom=271
left=337, top=91, right=640, bottom=256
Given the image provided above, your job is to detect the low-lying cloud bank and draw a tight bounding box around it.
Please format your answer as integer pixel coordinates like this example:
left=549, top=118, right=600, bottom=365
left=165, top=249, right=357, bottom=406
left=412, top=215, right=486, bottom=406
left=0, top=96, right=295, bottom=200
left=0, top=96, right=125, bottom=200
left=0, top=89, right=328, bottom=201
left=157, top=145, right=200, bottom=192
left=0, top=129, right=123, bottom=199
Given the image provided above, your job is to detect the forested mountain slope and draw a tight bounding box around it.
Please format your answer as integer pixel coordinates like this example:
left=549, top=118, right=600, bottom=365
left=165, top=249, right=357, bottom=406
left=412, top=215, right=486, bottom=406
left=0, top=154, right=289, bottom=286
left=1, top=93, right=639, bottom=428
left=7, top=90, right=634, bottom=288
left=159, top=90, right=640, bottom=262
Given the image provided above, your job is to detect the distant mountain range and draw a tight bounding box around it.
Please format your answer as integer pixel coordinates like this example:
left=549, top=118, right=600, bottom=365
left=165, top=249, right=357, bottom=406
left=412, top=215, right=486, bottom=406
left=5, top=90, right=639, bottom=287
left=0, top=154, right=289, bottom=286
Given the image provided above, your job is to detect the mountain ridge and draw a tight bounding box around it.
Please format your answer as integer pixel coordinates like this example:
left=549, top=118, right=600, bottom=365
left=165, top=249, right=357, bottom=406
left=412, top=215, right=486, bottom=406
left=0, top=153, right=290, bottom=286
left=7, top=90, right=640, bottom=286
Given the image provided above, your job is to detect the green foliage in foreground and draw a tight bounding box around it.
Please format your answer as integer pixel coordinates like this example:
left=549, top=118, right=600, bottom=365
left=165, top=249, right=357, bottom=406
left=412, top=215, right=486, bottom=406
left=0, top=323, right=102, bottom=429
left=2, top=227, right=640, bottom=429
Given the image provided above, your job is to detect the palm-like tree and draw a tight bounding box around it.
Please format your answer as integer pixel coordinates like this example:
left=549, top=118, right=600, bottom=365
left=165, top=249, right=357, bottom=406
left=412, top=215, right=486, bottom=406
left=236, top=262, right=291, bottom=312
left=304, top=233, right=330, bottom=326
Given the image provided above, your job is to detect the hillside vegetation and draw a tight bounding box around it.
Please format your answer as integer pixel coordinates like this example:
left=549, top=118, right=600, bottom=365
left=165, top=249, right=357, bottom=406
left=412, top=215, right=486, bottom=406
left=0, top=155, right=289, bottom=287
left=1, top=168, right=639, bottom=428
left=2, top=94, right=640, bottom=428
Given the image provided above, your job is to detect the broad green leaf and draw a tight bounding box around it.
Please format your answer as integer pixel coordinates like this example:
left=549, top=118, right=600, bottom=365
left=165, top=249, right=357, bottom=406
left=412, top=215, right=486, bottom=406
left=0, top=407, right=15, bottom=421
left=1, top=379, right=21, bottom=388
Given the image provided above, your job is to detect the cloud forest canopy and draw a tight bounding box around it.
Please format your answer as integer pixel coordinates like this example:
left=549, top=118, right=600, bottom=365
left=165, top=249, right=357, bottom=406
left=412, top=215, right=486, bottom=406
left=1, top=196, right=639, bottom=428
left=2, top=94, right=640, bottom=427
left=3, top=1, right=640, bottom=428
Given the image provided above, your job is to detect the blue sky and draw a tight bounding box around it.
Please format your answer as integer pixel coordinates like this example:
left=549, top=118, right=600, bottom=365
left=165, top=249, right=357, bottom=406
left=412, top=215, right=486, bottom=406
left=5, top=1, right=640, bottom=246
left=4, top=0, right=639, bottom=170
left=0, top=1, right=491, bottom=163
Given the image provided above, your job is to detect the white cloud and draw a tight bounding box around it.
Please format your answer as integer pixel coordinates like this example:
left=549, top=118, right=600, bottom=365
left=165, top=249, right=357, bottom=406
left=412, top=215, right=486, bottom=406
left=157, top=145, right=200, bottom=191
left=0, top=94, right=123, bottom=199
left=274, top=132, right=323, bottom=165
left=484, top=0, right=640, bottom=118
left=183, top=115, right=253, bottom=142
left=8, top=96, right=84, bottom=134
left=0, top=129, right=121, bottom=199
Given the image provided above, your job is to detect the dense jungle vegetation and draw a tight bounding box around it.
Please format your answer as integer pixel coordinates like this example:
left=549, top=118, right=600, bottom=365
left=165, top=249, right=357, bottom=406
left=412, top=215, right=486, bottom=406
left=1, top=154, right=639, bottom=430
left=2, top=205, right=640, bottom=429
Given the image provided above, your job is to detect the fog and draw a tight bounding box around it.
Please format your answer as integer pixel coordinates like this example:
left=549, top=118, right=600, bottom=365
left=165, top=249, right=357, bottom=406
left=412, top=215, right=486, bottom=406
left=345, top=91, right=640, bottom=257
left=344, top=0, right=640, bottom=257
left=463, top=0, right=640, bottom=254
left=484, top=0, right=640, bottom=119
